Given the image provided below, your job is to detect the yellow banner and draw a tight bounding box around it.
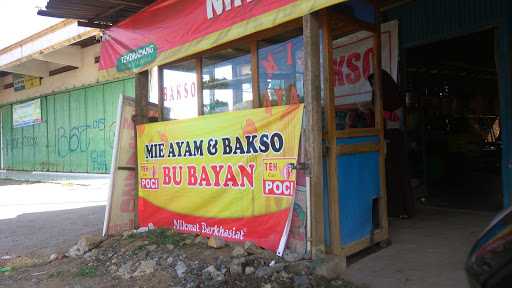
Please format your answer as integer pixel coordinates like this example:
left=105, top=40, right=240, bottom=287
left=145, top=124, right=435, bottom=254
left=136, top=104, right=304, bottom=251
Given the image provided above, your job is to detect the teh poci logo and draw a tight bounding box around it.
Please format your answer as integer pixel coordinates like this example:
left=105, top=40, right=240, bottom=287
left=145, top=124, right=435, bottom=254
left=262, top=158, right=296, bottom=197
left=263, top=179, right=295, bottom=197
left=140, top=178, right=159, bottom=190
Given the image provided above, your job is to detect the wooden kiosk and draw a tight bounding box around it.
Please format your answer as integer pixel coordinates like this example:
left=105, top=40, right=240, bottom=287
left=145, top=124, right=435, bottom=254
left=104, top=0, right=389, bottom=258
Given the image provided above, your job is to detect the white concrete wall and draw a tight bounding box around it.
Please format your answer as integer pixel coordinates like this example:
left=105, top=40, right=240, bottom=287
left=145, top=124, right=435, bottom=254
left=0, top=44, right=102, bottom=106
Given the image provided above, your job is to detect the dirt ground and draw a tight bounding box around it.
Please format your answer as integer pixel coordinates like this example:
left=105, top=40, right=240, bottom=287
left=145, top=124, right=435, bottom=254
left=0, top=229, right=359, bottom=288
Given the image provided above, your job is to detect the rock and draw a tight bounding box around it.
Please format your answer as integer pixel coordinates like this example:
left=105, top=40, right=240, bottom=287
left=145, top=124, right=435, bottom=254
left=166, top=244, right=175, bottom=251
left=208, top=237, right=226, bottom=249
left=261, top=284, right=272, bottom=288
left=244, top=241, right=273, bottom=258
left=194, top=236, right=208, bottom=245
left=231, top=246, right=247, bottom=257
left=293, top=275, right=311, bottom=288
left=175, top=260, right=187, bottom=278
left=48, top=254, right=58, bottom=263
left=285, top=261, right=312, bottom=275
left=166, top=256, right=174, bottom=266
left=283, top=250, right=303, bottom=262
left=245, top=266, right=255, bottom=275
left=255, top=263, right=285, bottom=278
left=229, top=257, right=245, bottom=275
left=312, top=256, right=346, bottom=280
left=122, top=230, right=135, bottom=239
left=116, top=261, right=133, bottom=279
left=202, top=265, right=225, bottom=283
left=146, top=245, right=157, bottom=251
left=66, top=235, right=104, bottom=258
left=133, top=260, right=156, bottom=277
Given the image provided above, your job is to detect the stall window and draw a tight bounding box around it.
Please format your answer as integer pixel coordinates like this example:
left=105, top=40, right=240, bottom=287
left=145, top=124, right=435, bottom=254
left=202, top=46, right=252, bottom=114
left=258, top=35, right=304, bottom=107
left=331, top=35, right=376, bottom=130
left=161, top=60, right=198, bottom=120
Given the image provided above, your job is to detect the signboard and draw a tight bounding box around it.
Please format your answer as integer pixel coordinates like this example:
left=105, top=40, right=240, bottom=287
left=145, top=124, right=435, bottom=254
left=137, top=104, right=304, bottom=254
left=117, top=43, right=158, bottom=72
left=333, top=21, right=398, bottom=108
left=99, top=0, right=348, bottom=78
left=103, top=96, right=137, bottom=236
left=13, top=74, right=41, bottom=92
left=12, top=99, right=43, bottom=128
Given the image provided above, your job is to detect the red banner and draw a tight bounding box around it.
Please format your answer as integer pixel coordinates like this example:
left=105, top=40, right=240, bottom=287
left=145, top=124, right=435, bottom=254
left=99, top=0, right=347, bottom=77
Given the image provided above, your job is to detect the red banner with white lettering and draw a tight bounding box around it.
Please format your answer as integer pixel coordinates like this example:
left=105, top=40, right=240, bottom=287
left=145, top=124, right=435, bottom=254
left=99, top=0, right=347, bottom=77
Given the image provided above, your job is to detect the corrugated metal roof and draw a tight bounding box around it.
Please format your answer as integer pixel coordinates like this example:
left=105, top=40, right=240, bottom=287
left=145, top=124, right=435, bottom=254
left=37, top=0, right=155, bottom=28
left=383, top=0, right=509, bottom=47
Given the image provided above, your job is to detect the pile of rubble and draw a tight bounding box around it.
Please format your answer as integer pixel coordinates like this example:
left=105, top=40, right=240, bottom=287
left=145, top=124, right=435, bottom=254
left=2, top=228, right=359, bottom=288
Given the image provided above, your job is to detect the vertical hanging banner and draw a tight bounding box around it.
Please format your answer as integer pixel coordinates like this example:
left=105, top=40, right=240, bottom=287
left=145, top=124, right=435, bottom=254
left=103, top=96, right=137, bottom=236
left=137, top=104, right=304, bottom=254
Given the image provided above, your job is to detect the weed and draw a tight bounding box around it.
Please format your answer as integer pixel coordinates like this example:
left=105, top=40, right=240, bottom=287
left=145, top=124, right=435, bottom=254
left=77, top=266, right=96, bottom=277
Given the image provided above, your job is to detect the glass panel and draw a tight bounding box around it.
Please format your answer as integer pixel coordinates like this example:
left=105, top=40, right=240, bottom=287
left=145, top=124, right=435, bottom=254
left=161, top=60, right=198, bottom=120
left=202, top=46, right=252, bottom=114
left=332, top=33, right=376, bottom=130
left=258, top=35, right=304, bottom=107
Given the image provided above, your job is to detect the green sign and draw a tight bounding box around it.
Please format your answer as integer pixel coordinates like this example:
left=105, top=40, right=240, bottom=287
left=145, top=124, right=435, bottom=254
left=116, top=43, right=157, bottom=72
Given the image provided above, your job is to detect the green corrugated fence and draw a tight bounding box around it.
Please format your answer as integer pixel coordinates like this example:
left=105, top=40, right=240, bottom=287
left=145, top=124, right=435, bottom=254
left=0, top=78, right=135, bottom=174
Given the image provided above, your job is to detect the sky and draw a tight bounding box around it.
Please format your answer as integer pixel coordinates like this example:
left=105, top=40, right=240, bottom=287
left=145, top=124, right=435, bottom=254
left=0, top=0, right=61, bottom=50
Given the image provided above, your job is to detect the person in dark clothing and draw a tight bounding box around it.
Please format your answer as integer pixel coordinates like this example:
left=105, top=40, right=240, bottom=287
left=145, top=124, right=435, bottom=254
left=368, top=70, right=414, bottom=218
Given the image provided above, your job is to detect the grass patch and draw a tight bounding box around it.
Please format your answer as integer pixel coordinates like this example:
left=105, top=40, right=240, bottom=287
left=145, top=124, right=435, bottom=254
left=145, top=228, right=190, bottom=246
left=48, top=270, right=66, bottom=279
left=77, top=266, right=96, bottom=278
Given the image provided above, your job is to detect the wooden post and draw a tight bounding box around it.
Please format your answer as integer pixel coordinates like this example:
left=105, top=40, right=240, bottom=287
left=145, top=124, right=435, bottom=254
left=156, top=68, right=165, bottom=121
left=321, top=12, right=342, bottom=255
left=196, top=58, right=204, bottom=116
left=251, top=41, right=261, bottom=108
left=303, top=13, right=325, bottom=257
left=133, top=70, right=149, bottom=228
left=372, top=10, right=390, bottom=237
left=134, top=71, right=149, bottom=125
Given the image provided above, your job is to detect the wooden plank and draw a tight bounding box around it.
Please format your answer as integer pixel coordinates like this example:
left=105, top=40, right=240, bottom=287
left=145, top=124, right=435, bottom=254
left=372, top=7, right=390, bottom=239
left=336, top=128, right=381, bottom=138
left=336, top=143, right=381, bottom=155
left=322, top=11, right=342, bottom=256
left=196, top=58, right=204, bottom=116
left=251, top=41, right=261, bottom=108
left=133, top=71, right=150, bottom=228
left=134, top=71, right=149, bottom=125
left=303, top=12, right=325, bottom=257
left=333, top=229, right=388, bottom=257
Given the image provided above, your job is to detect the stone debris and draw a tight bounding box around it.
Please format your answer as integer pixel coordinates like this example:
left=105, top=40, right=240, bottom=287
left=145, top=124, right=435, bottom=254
left=207, top=237, right=226, bottom=249
left=66, top=235, right=104, bottom=258
left=48, top=254, right=58, bottom=263
left=231, top=245, right=248, bottom=257
left=229, top=257, right=245, bottom=275
left=202, top=265, right=225, bottom=283
left=133, top=260, right=156, bottom=277
left=175, top=260, right=187, bottom=278
left=0, top=228, right=359, bottom=288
